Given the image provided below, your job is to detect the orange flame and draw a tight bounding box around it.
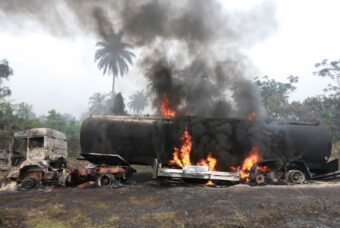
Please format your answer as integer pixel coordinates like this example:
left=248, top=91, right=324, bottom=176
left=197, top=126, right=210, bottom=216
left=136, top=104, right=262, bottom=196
left=257, top=165, right=270, bottom=173
left=206, top=180, right=214, bottom=186
left=161, top=94, right=176, bottom=117
left=240, top=145, right=261, bottom=180
left=169, top=127, right=218, bottom=172
left=169, top=127, right=192, bottom=168
left=198, top=153, right=217, bottom=187
left=169, top=127, right=219, bottom=186
left=197, top=153, right=217, bottom=171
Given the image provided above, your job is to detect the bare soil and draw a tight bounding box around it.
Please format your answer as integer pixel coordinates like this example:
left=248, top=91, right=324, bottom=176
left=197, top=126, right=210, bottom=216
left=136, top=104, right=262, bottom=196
left=0, top=166, right=340, bottom=228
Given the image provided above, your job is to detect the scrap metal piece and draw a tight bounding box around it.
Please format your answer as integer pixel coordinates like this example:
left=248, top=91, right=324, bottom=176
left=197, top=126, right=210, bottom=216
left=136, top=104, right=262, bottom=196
left=78, top=181, right=96, bottom=189
left=154, top=159, right=240, bottom=183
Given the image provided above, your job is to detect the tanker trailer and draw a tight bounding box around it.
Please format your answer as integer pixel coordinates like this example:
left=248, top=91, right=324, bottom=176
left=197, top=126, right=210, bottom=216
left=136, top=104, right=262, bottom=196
left=79, top=115, right=244, bottom=184
left=80, top=116, right=339, bottom=184
left=80, top=115, right=250, bottom=168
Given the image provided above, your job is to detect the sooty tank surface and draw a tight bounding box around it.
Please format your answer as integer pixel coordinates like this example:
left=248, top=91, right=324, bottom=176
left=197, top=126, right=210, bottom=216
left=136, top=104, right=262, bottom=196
left=80, top=116, right=157, bottom=165
left=264, top=121, right=333, bottom=170
left=80, top=116, right=335, bottom=173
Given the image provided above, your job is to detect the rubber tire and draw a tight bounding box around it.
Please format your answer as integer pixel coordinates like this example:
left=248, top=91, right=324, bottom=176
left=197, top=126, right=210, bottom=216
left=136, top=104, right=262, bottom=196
left=96, top=174, right=113, bottom=188
left=288, top=170, right=306, bottom=184
left=255, top=172, right=268, bottom=186
left=21, top=177, right=38, bottom=190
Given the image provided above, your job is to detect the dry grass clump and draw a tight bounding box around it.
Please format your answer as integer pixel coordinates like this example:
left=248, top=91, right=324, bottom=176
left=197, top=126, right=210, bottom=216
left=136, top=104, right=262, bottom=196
left=26, top=205, right=96, bottom=228
left=139, top=211, right=182, bottom=227
left=332, top=141, right=340, bottom=160
left=251, top=210, right=286, bottom=227
left=0, top=208, right=25, bottom=228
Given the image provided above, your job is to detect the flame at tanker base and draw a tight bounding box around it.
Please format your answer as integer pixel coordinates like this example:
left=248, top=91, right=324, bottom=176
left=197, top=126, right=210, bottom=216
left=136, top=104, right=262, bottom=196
left=169, top=126, right=220, bottom=186
left=167, top=108, right=268, bottom=185
left=169, top=127, right=218, bottom=171
left=240, top=145, right=270, bottom=182
left=240, top=145, right=261, bottom=180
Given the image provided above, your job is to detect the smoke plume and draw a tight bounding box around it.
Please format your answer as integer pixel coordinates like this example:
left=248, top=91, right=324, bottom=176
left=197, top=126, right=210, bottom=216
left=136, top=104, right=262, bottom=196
left=0, top=0, right=276, bottom=118
left=0, top=0, right=277, bottom=167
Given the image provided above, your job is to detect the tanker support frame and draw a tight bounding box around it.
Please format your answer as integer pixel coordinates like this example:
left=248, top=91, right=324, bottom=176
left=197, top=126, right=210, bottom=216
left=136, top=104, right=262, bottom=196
left=152, top=159, right=240, bottom=185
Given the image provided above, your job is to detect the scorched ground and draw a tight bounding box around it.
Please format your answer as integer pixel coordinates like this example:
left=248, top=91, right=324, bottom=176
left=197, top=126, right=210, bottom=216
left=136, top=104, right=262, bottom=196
left=1, top=166, right=340, bottom=227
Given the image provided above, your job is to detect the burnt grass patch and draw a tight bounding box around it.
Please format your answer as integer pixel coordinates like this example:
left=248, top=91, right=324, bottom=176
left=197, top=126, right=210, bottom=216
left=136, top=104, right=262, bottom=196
left=0, top=167, right=340, bottom=227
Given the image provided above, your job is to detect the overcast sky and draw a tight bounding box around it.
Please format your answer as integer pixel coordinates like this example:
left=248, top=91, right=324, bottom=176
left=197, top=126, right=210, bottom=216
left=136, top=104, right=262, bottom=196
left=0, top=0, right=339, bottom=117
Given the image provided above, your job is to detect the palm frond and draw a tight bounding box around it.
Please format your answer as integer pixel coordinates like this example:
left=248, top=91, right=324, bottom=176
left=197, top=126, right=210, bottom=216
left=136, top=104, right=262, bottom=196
left=94, top=32, right=136, bottom=101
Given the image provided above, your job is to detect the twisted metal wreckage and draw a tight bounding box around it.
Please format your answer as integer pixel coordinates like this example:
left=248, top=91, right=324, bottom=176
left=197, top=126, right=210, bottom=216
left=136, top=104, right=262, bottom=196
left=1, top=114, right=339, bottom=190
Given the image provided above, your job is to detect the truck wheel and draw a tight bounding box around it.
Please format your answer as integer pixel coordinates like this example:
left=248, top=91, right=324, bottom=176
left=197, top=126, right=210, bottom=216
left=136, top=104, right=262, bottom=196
left=96, top=174, right=114, bottom=188
left=288, top=170, right=306, bottom=184
left=20, top=177, right=39, bottom=190
left=255, top=172, right=268, bottom=185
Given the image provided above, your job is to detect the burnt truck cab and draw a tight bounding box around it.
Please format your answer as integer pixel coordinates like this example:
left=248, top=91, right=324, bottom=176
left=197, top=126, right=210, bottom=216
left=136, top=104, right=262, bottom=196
left=8, top=128, right=67, bottom=186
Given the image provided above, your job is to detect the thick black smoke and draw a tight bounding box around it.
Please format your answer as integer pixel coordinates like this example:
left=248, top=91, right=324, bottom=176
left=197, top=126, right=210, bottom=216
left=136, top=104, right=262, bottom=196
left=0, top=0, right=276, bottom=118
left=121, top=0, right=275, bottom=118
left=0, top=0, right=277, bottom=167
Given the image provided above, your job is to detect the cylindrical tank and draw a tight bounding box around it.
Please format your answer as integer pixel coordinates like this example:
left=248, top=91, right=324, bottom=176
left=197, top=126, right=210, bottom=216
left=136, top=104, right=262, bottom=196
left=264, top=121, right=332, bottom=169
left=80, top=116, right=156, bottom=165
left=80, top=116, right=333, bottom=172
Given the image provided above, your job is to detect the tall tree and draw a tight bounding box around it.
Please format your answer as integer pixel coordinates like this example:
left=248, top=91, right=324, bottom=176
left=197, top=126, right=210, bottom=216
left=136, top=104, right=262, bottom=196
left=313, top=59, right=340, bottom=141
left=112, top=92, right=127, bottom=115
left=13, top=102, right=40, bottom=130
left=128, top=90, right=148, bottom=115
left=94, top=33, right=135, bottom=101
left=314, top=59, right=340, bottom=97
left=0, top=59, right=13, bottom=100
left=0, top=102, right=16, bottom=136
left=45, top=109, right=67, bottom=131
left=14, top=103, right=36, bottom=120
left=0, top=102, right=40, bottom=136
left=43, top=110, right=81, bottom=157
left=255, top=75, right=298, bottom=119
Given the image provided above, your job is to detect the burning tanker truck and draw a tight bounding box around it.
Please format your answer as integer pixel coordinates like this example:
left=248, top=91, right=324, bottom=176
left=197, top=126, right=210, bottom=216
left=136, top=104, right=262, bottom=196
left=80, top=115, right=339, bottom=186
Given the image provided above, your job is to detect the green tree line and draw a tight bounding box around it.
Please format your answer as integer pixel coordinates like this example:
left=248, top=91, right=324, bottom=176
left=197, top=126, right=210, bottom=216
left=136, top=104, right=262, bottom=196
left=255, top=59, right=340, bottom=141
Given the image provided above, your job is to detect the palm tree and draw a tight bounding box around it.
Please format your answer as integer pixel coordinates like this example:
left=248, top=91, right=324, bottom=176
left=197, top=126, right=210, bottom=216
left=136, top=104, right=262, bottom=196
left=89, top=92, right=108, bottom=115
left=128, top=90, right=149, bottom=115
left=94, top=33, right=135, bottom=101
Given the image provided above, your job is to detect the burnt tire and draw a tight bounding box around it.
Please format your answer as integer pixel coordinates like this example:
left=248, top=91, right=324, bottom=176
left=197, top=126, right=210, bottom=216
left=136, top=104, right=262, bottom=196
left=96, top=174, right=114, bottom=188
left=287, top=170, right=306, bottom=184
left=255, top=172, right=269, bottom=186
left=20, top=177, right=39, bottom=190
